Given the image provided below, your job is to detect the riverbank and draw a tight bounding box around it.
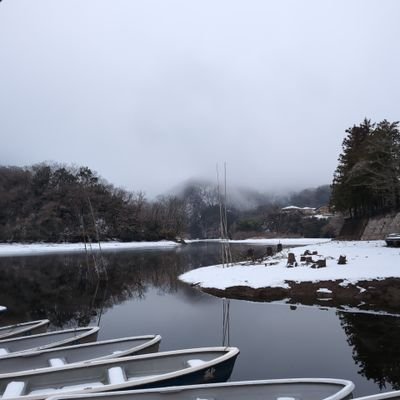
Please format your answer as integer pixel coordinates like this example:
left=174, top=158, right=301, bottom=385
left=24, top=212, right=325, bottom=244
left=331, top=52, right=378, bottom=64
left=179, top=240, right=400, bottom=312
left=0, top=241, right=180, bottom=257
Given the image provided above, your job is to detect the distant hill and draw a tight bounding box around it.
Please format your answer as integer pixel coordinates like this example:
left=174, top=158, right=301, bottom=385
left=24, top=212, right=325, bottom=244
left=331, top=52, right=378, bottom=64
left=0, top=163, right=333, bottom=242
left=171, top=179, right=332, bottom=239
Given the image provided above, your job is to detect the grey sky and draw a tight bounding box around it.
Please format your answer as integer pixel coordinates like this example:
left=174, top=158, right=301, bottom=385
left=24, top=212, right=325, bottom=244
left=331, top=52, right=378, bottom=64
left=1, top=1, right=399, bottom=197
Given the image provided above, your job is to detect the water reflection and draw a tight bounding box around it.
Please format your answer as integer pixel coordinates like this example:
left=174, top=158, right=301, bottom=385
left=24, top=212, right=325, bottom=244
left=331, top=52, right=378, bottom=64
left=338, top=312, right=400, bottom=390
left=0, top=243, right=400, bottom=395
left=0, top=243, right=228, bottom=326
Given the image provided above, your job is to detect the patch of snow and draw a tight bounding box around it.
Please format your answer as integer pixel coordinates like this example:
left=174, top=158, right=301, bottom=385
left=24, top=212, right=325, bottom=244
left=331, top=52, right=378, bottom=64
left=316, top=288, right=332, bottom=294
left=179, top=240, right=400, bottom=290
left=311, top=214, right=331, bottom=220
left=186, top=238, right=331, bottom=246
left=0, top=241, right=180, bottom=258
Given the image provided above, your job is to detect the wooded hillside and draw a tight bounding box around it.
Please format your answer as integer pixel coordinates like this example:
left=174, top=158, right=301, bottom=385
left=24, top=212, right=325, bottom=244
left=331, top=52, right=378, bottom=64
left=0, top=163, right=185, bottom=242
left=0, top=163, right=333, bottom=242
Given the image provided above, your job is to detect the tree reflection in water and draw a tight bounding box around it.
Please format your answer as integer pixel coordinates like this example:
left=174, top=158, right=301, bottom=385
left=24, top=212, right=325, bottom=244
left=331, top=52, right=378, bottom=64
left=338, top=311, right=400, bottom=390
left=0, top=243, right=224, bottom=327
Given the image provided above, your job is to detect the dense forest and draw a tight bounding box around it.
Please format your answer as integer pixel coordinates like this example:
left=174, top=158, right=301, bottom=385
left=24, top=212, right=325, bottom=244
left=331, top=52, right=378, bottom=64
left=331, top=119, right=400, bottom=217
left=0, top=163, right=332, bottom=242
left=0, top=164, right=185, bottom=242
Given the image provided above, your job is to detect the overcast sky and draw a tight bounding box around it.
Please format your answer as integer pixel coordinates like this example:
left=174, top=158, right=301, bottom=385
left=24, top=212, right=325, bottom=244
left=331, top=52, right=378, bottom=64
left=1, top=1, right=400, bottom=197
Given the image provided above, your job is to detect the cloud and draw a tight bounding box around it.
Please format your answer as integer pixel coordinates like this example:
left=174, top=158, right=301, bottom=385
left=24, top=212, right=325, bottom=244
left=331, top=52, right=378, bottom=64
left=1, top=0, right=400, bottom=197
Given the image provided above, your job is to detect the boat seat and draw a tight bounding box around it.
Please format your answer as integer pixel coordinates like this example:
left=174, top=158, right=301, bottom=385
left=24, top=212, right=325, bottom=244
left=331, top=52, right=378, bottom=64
left=277, top=397, right=296, bottom=400
left=48, top=358, right=66, bottom=367
left=2, top=381, right=26, bottom=399
left=108, top=367, right=126, bottom=385
left=127, top=374, right=161, bottom=382
left=186, top=359, right=206, bottom=368
left=0, top=348, right=9, bottom=356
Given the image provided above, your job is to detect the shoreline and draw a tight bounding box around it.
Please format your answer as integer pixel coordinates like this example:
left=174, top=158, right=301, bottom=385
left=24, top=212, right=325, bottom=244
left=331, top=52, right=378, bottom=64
left=201, top=278, right=400, bottom=314
left=0, top=237, right=330, bottom=258
left=180, top=240, right=400, bottom=312
left=0, top=240, right=180, bottom=257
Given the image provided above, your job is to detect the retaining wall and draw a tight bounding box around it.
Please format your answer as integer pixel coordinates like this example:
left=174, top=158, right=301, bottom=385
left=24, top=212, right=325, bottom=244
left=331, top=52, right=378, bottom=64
left=361, top=212, right=400, bottom=240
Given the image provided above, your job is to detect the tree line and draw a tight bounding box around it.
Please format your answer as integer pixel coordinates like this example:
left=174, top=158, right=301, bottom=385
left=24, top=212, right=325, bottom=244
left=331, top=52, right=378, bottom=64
left=0, top=163, right=185, bottom=242
left=331, top=119, right=400, bottom=218
left=0, top=163, right=334, bottom=243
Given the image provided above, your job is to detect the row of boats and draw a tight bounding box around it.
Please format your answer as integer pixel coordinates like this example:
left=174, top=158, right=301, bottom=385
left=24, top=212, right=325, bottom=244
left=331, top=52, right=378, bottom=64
left=0, top=319, right=399, bottom=400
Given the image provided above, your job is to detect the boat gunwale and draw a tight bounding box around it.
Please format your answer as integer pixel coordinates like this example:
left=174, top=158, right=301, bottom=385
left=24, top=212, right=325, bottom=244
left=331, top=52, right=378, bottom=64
left=351, top=391, right=400, bottom=400
left=0, top=320, right=50, bottom=340
left=0, top=327, right=99, bottom=346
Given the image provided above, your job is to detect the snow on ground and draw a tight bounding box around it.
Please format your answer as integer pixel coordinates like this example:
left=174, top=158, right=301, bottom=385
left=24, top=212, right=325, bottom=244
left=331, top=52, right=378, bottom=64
left=186, top=238, right=332, bottom=245
left=0, top=241, right=180, bottom=257
left=179, top=240, right=400, bottom=290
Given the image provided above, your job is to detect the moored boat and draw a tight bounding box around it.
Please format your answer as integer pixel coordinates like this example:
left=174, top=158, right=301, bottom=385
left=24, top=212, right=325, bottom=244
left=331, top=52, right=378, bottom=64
left=0, top=327, right=99, bottom=357
left=0, top=346, right=239, bottom=400
left=0, top=335, right=161, bottom=376
left=0, top=320, right=50, bottom=340
left=385, top=233, right=400, bottom=247
left=44, top=378, right=355, bottom=400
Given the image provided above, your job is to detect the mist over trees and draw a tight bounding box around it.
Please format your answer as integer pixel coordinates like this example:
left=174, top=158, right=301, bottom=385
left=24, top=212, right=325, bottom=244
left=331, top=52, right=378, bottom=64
left=331, top=119, right=400, bottom=218
left=0, top=163, right=333, bottom=243
left=175, top=181, right=332, bottom=239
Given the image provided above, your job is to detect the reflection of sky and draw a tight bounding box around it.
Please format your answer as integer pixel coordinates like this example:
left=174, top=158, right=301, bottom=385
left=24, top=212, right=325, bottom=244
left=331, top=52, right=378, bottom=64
left=0, top=244, right=398, bottom=396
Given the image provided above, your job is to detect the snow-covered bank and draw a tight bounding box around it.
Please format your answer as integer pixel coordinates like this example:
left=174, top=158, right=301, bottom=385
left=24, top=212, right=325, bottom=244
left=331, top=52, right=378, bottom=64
left=0, top=241, right=180, bottom=257
left=179, top=240, right=400, bottom=290
left=186, top=238, right=332, bottom=246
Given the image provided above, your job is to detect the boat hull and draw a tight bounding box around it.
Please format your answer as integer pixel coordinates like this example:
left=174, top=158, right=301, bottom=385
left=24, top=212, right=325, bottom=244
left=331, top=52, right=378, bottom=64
left=0, top=347, right=239, bottom=400
left=386, top=239, right=400, bottom=247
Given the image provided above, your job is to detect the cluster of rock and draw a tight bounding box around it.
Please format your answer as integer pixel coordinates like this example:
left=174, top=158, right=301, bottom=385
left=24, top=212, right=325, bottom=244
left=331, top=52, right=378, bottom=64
left=286, top=250, right=346, bottom=269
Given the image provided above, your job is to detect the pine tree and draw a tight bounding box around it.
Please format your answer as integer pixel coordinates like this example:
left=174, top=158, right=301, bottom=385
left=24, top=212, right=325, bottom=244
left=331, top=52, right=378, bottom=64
left=331, top=119, right=400, bottom=217
left=331, top=119, right=372, bottom=217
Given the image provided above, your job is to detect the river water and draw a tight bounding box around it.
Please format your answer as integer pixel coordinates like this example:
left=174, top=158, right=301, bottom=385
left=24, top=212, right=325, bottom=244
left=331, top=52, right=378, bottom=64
left=0, top=242, right=399, bottom=397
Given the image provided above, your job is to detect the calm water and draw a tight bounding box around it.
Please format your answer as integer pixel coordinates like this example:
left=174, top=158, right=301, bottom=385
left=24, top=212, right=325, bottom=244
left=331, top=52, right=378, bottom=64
left=1, top=242, right=400, bottom=397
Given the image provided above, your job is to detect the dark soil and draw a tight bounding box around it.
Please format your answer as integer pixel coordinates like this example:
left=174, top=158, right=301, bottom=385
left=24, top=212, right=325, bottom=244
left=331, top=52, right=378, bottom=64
left=199, top=278, right=400, bottom=314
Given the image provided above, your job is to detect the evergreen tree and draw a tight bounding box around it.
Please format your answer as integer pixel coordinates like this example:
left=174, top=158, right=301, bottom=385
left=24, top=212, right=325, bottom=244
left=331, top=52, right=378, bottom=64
left=331, top=119, right=400, bottom=217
